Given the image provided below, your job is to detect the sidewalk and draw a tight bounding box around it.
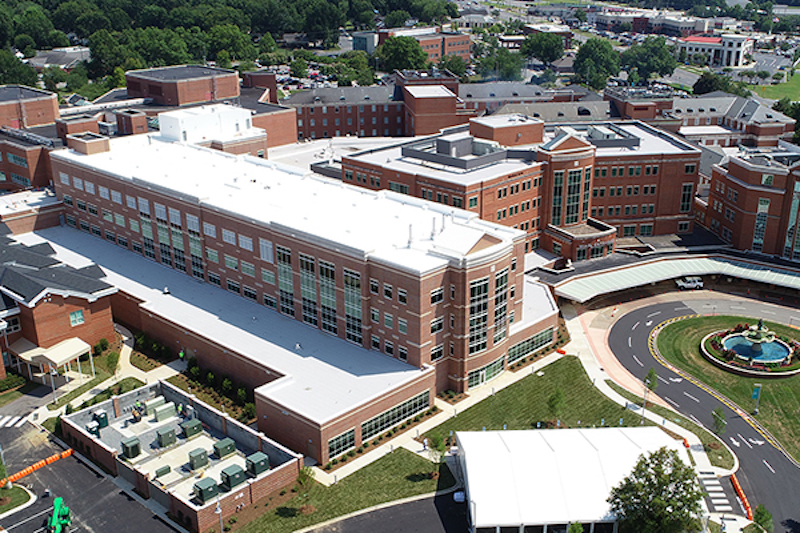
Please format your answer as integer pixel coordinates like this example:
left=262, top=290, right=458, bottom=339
left=30, top=324, right=186, bottom=424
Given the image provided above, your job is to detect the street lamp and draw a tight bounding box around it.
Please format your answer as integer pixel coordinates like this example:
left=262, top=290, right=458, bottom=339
left=215, top=496, right=223, bottom=533
left=641, top=378, right=650, bottom=425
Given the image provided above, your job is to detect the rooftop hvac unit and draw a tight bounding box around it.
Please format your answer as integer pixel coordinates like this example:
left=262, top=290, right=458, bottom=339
left=246, top=452, right=270, bottom=476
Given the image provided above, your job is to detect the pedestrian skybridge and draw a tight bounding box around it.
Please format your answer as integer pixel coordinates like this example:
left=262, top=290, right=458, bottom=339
left=553, top=254, right=800, bottom=303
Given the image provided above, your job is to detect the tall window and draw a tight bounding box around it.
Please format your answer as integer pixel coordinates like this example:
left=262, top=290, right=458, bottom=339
left=551, top=171, right=564, bottom=226
left=344, top=269, right=362, bottom=344
left=565, top=169, right=582, bottom=224
left=469, top=277, right=489, bottom=354
left=493, top=269, right=508, bottom=343
left=752, top=198, right=770, bottom=252
left=69, top=310, right=85, bottom=327
left=319, top=260, right=337, bottom=334
left=300, top=254, right=317, bottom=326
left=680, top=183, right=693, bottom=213
left=277, top=246, right=294, bottom=316
left=582, top=168, right=591, bottom=221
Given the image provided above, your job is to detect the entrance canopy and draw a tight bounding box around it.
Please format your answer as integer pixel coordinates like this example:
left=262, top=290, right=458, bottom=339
left=553, top=254, right=800, bottom=303
left=10, top=337, right=90, bottom=367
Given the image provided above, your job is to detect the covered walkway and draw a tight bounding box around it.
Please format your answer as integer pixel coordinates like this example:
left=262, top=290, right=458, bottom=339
left=554, top=254, right=800, bottom=303
left=9, top=337, right=93, bottom=402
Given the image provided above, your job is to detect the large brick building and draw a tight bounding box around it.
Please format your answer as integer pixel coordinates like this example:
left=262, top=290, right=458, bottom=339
left=49, top=106, right=558, bottom=464
left=341, top=116, right=701, bottom=261
left=0, top=86, right=59, bottom=129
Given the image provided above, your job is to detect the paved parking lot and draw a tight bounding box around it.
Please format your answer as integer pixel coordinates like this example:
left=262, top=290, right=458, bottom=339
left=0, top=424, right=177, bottom=533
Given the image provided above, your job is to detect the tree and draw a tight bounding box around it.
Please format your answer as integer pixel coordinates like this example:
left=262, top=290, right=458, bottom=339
left=438, top=54, right=467, bottom=76
left=291, top=58, right=308, bottom=78
left=477, top=47, right=524, bottom=81
left=216, top=49, right=232, bottom=69
left=756, top=70, right=770, bottom=84
left=14, top=6, right=55, bottom=48
left=620, top=36, right=677, bottom=84
left=608, top=447, right=704, bottom=533
left=712, top=406, right=727, bottom=435
left=376, top=36, right=428, bottom=72
left=0, top=50, right=38, bottom=86
left=258, top=33, right=277, bottom=55
left=754, top=504, right=775, bottom=533
left=208, top=24, right=256, bottom=61
left=521, top=32, right=564, bottom=67
left=43, top=66, right=68, bottom=92
left=678, top=47, right=687, bottom=64
left=568, top=523, right=584, bottom=533
left=548, top=387, right=565, bottom=418
left=692, top=71, right=750, bottom=98
left=645, top=368, right=658, bottom=392
left=619, top=21, right=633, bottom=33
left=574, top=38, right=620, bottom=90
left=385, top=10, right=411, bottom=28
left=575, top=9, right=587, bottom=23
left=14, top=35, right=36, bottom=58
left=427, top=433, right=446, bottom=463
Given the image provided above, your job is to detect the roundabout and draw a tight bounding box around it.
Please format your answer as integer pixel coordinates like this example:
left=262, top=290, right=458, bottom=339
left=600, top=294, right=800, bottom=533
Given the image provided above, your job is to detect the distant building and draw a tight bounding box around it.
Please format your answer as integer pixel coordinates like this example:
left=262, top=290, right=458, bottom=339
left=0, top=85, right=59, bottom=129
left=377, top=27, right=471, bottom=63
left=28, top=46, right=91, bottom=72
left=605, top=86, right=794, bottom=148
left=352, top=31, right=380, bottom=55
left=677, top=34, right=754, bottom=68
left=125, top=65, right=240, bottom=107
left=523, top=23, right=573, bottom=49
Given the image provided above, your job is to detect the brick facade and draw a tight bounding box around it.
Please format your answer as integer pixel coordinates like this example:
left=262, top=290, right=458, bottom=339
left=0, top=86, right=59, bottom=128
left=125, top=67, right=240, bottom=106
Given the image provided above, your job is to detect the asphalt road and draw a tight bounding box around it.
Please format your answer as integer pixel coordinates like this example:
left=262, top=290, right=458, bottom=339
left=0, top=424, right=177, bottom=533
left=609, top=296, right=800, bottom=533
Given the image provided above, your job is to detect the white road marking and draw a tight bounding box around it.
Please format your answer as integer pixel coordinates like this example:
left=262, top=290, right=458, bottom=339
left=749, top=438, right=765, bottom=446
left=763, top=460, right=775, bottom=474
left=730, top=437, right=740, bottom=448
left=690, top=414, right=702, bottom=425
left=4, top=508, right=53, bottom=530
left=730, top=306, right=747, bottom=310
left=669, top=377, right=683, bottom=383
left=657, top=376, right=668, bottom=384
left=674, top=307, right=690, bottom=311
left=628, top=337, right=632, bottom=348
left=712, top=498, right=730, bottom=505
left=645, top=320, right=653, bottom=326
left=647, top=311, right=661, bottom=318
left=632, top=355, right=644, bottom=367
left=665, top=397, right=680, bottom=408
left=4, top=416, right=20, bottom=427
left=763, top=310, right=776, bottom=315
left=0, top=416, right=12, bottom=427
left=13, top=417, right=26, bottom=427
left=683, top=391, right=700, bottom=403
left=632, top=322, right=639, bottom=330
left=715, top=505, right=733, bottom=512
left=738, top=434, right=752, bottom=449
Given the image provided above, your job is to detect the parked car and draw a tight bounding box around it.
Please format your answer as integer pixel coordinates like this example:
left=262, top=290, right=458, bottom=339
left=675, top=276, right=703, bottom=290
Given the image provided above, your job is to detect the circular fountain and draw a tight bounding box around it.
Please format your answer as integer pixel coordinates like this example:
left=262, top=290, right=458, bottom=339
left=722, top=319, right=791, bottom=363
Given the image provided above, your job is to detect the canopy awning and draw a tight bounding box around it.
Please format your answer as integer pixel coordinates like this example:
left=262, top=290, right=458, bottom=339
left=10, top=337, right=91, bottom=367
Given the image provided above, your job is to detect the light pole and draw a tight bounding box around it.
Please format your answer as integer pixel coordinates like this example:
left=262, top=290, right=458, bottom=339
left=641, top=378, right=650, bottom=425
left=215, top=496, right=223, bottom=533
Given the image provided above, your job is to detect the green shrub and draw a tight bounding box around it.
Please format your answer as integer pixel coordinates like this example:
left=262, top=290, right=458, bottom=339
left=236, top=387, right=247, bottom=406
left=189, top=366, right=201, bottom=381
left=187, top=356, right=198, bottom=369
left=331, top=458, right=338, bottom=465
left=0, top=373, right=26, bottom=393
left=221, top=377, right=233, bottom=396
left=206, top=371, right=216, bottom=386
left=243, top=402, right=256, bottom=420
left=93, top=343, right=103, bottom=356
left=347, top=450, right=355, bottom=457
left=98, top=338, right=109, bottom=351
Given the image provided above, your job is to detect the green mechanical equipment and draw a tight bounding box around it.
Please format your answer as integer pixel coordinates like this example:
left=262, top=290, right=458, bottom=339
left=47, top=496, right=71, bottom=533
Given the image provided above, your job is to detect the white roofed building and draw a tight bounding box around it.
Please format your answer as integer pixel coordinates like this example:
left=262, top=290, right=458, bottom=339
left=47, top=105, right=559, bottom=464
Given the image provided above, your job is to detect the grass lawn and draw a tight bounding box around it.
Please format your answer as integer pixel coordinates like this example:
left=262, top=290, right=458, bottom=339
left=747, top=73, right=800, bottom=100
left=237, top=449, right=455, bottom=533
left=0, top=486, right=30, bottom=514
left=606, top=381, right=735, bottom=470
left=75, top=377, right=144, bottom=410
left=427, top=356, right=653, bottom=440
left=46, top=370, right=110, bottom=410
left=129, top=350, right=163, bottom=372
left=657, top=316, right=800, bottom=461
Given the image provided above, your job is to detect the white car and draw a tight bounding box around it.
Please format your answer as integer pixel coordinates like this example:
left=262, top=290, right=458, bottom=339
left=675, top=277, right=703, bottom=290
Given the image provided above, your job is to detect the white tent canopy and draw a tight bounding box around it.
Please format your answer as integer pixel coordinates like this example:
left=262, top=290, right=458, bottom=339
left=456, top=427, right=694, bottom=531
left=10, top=337, right=90, bottom=367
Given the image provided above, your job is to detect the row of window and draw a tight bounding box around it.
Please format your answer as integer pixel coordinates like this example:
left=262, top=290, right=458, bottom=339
left=594, top=164, right=659, bottom=178
left=327, top=390, right=431, bottom=459
left=0, top=171, right=31, bottom=187
left=496, top=178, right=540, bottom=199
left=300, top=115, right=401, bottom=128
left=496, top=198, right=539, bottom=221
left=302, top=128, right=403, bottom=139
left=301, top=104, right=403, bottom=115
left=420, top=188, right=464, bottom=208
left=592, top=184, right=657, bottom=198
left=591, top=204, right=655, bottom=218
left=2, top=152, right=28, bottom=168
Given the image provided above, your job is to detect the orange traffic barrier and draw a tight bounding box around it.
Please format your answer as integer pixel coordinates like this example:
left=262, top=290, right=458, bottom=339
left=731, top=473, right=754, bottom=520
left=557, top=349, right=566, bottom=355
left=2, top=448, right=75, bottom=485
left=683, top=438, right=690, bottom=448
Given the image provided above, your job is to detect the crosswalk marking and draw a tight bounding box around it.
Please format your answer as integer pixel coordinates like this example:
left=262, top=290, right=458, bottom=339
left=0, top=415, right=28, bottom=428
left=0, top=416, right=12, bottom=427
left=6, top=416, right=20, bottom=427
left=13, top=417, right=25, bottom=427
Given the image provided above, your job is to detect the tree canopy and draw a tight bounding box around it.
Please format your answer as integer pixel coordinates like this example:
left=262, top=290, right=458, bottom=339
left=574, top=38, right=620, bottom=90
left=620, top=36, right=677, bottom=84
left=692, top=71, right=750, bottom=98
left=438, top=54, right=467, bottom=77
left=477, top=47, right=524, bottom=81
left=608, top=447, right=704, bottom=533
left=376, top=36, right=428, bottom=72
left=520, top=32, right=564, bottom=66
left=0, top=50, right=37, bottom=86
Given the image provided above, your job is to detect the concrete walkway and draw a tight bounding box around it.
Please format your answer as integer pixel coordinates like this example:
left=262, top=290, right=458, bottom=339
left=30, top=324, right=185, bottom=424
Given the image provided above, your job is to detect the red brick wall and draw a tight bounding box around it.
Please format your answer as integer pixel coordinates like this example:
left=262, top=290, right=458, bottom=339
left=469, top=120, right=544, bottom=146
left=0, top=93, right=59, bottom=128
left=56, top=118, right=100, bottom=142
left=0, top=141, right=52, bottom=191
left=0, top=203, right=63, bottom=234
left=61, top=418, right=119, bottom=476
left=252, top=109, right=298, bottom=148
left=19, top=294, right=115, bottom=349
left=126, top=73, right=239, bottom=106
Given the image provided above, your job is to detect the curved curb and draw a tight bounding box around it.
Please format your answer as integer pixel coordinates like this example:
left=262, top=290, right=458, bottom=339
left=650, top=315, right=800, bottom=469
left=293, top=483, right=462, bottom=533
left=0, top=484, right=37, bottom=521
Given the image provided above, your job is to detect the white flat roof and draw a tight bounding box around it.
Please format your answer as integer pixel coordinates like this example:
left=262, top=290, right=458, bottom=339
left=554, top=254, right=800, bottom=303
left=15, top=227, right=433, bottom=425
left=679, top=125, right=731, bottom=135
left=0, top=190, right=61, bottom=216
left=51, top=134, right=522, bottom=275
left=470, top=114, right=542, bottom=129
left=458, top=427, right=692, bottom=528
left=510, top=277, right=558, bottom=337
left=404, top=85, right=455, bottom=98
left=542, top=123, right=698, bottom=157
